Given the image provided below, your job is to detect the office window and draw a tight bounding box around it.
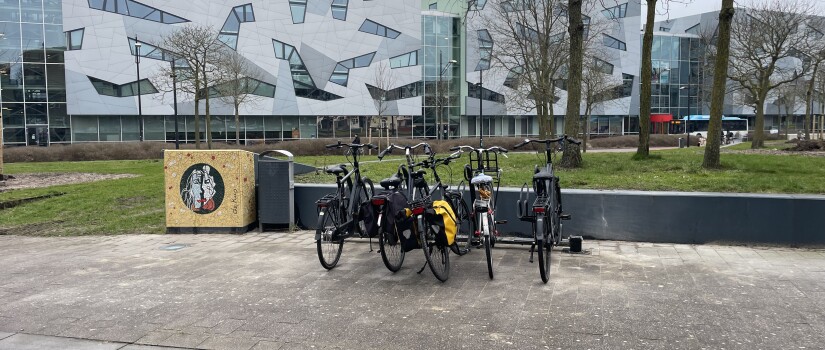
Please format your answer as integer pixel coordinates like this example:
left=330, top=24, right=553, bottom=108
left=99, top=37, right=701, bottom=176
left=359, top=19, right=401, bottom=39
left=390, top=51, right=419, bottom=68
left=66, top=28, right=84, bottom=50
left=601, top=2, right=628, bottom=19
left=331, top=0, right=348, bottom=21
left=219, top=4, right=255, bottom=50
left=88, top=0, right=188, bottom=24
left=603, top=34, right=627, bottom=51
left=289, top=0, right=307, bottom=24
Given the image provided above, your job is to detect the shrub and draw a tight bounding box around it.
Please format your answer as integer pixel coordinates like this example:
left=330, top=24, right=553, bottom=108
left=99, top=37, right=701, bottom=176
left=589, top=134, right=681, bottom=148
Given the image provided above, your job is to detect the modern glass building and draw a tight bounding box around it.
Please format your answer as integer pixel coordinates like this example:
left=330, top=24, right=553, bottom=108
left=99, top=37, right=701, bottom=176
left=650, top=33, right=703, bottom=130
left=0, top=0, right=68, bottom=146
left=1, top=0, right=641, bottom=146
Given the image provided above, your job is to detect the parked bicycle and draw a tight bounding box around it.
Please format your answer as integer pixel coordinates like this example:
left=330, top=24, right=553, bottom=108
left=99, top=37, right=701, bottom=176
left=377, top=143, right=470, bottom=281
left=513, top=135, right=580, bottom=283
left=315, top=137, right=377, bottom=270
left=368, top=161, right=408, bottom=272
left=450, top=144, right=508, bottom=279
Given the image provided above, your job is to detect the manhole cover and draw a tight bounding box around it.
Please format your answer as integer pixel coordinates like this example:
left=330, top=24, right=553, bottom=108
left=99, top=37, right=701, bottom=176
left=160, top=244, right=189, bottom=251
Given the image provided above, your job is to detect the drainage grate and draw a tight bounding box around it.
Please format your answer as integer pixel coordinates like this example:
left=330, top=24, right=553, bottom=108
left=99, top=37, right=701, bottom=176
left=160, top=244, right=189, bottom=251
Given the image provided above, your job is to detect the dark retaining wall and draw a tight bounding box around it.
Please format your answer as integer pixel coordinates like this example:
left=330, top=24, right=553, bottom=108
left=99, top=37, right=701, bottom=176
left=294, top=184, right=825, bottom=245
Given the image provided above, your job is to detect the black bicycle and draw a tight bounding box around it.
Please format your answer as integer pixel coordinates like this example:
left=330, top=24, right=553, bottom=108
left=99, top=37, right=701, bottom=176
left=378, top=143, right=469, bottom=281
left=450, top=144, right=508, bottom=279
left=513, top=135, right=580, bottom=283
left=368, top=162, right=408, bottom=272
left=315, top=137, right=377, bottom=270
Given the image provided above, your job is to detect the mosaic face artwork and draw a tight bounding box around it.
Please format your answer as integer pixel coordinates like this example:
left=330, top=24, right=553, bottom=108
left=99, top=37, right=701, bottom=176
left=179, top=163, right=225, bottom=214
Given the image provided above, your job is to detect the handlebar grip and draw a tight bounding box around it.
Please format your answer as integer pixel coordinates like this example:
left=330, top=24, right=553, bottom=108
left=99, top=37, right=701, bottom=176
left=377, top=149, right=388, bottom=159
left=500, top=147, right=508, bottom=153
left=368, top=143, right=378, bottom=150
left=449, top=146, right=460, bottom=151
left=513, top=141, right=527, bottom=149
left=567, top=137, right=583, bottom=145
left=325, top=143, right=339, bottom=149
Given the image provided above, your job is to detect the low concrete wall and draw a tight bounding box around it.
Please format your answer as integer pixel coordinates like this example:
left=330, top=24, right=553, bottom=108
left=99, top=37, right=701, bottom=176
left=294, top=184, right=825, bottom=245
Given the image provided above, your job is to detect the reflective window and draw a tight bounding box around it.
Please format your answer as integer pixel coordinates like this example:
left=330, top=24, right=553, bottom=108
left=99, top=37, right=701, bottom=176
left=331, top=0, right=348, bottom=21
left=366, top=81, right=422, bottom=101
left=603, top=34, right=626, bottom=51
left=88, top=76, right=158, bottom=97
left=289, top=0, right=307, bottom=24
left=219, top=4, right=255, bottom=50
left=601, top=2, right=627, bottom=19
left=390, top=51, right=418, bottom=68
left=66, top=28, right=84, bottom=50
left=329, top=52, right=376, bottom=86
left=358, top=19, right=401, bottom=39
left=273, top=39, right=342, bottom=100
left=685, top=24, right=700, bottom=35
left=88, top=0, right=189, bottom=24
left=594, top=58, right=614, bottom=74
left=476, top=29, right=493, bottom=71
left=470, top=0, right=487, bottom=10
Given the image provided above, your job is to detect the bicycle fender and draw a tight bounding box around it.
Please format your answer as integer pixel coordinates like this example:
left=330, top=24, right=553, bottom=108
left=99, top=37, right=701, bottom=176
left=315, top=210, right=325, bottom=241
left=535, top=216, right=544, bottom=243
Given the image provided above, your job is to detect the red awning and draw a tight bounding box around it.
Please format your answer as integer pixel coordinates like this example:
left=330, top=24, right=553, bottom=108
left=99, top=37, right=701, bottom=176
left=650, top=113, right=673, bottom=123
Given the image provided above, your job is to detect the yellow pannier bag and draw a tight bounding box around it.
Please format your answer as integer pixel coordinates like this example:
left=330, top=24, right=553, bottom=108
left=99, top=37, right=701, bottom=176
left=430, top=200, right=457, bottom=246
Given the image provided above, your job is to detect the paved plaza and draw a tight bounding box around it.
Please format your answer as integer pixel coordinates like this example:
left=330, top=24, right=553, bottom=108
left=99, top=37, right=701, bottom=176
left=0, top=232, right=824, bottom=349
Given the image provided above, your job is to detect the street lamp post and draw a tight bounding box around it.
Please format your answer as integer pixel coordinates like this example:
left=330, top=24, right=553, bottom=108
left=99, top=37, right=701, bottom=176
left=437, top=51, right=457, bottom=140
left=134, top=39, right=143, bottom=142
left=171, top=59, right=180, bottom=149
left=0, top=106, right=9, bottom=182
left=478, top=71, right=483, bottom=147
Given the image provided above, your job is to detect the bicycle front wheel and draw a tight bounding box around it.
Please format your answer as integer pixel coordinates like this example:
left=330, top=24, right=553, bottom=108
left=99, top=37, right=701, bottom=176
left=379, top=209, right=405, bottom=272
left=480, top=212, right=494, bottom=279
left=537, top=215, right=551, bottom=283
left=421, top=219, right=450, bottom=282
left=317, top=206, right=343, bottom=270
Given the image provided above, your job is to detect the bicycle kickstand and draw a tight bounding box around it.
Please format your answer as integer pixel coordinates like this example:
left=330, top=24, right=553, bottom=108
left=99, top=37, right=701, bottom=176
left=368, top=236, right=374, bottom=253
left=417, top=260, right=429, bottom=274
left=529, top=243, right=536, bottom=263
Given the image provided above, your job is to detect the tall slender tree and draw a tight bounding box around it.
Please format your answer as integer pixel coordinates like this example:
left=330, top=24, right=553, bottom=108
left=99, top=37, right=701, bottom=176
left=560, top=0, right=584, bottom=168
left=702, top=0, right=734, bottom=169
left=214, top=50, right=266, bottom=145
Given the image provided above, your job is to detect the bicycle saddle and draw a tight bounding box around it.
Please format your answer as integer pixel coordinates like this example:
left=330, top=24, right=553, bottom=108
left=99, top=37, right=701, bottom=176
left=471, top=173, right=493, bottom=185
left=411, top=169, right=427, bottom=178
left=325, top=164, right=348, bottom=175
left=533, top=169, right=554, bottom=180
left=380, top=174, right=402, bottom=188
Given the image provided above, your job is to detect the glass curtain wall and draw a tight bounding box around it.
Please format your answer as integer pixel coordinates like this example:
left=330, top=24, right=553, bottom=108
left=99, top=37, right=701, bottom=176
left=422, top=14, right=460, bottom=138
left=1, top=0, right=66, bottom=146
left=650, top=34, right=702, bottom=124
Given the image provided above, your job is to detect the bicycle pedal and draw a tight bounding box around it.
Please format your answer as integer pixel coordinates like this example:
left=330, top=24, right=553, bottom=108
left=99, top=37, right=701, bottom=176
left=560, top=214, right=572, bottom=220
left=495, top=220, right=508, bottom=225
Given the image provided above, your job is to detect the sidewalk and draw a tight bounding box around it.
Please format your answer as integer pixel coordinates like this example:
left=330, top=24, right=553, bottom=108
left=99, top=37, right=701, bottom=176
left=1, top=232, right=824, bottom=349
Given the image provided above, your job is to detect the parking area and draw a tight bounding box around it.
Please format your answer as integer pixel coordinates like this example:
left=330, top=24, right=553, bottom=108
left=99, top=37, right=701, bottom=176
left=1, top=232, right=824, bottom=349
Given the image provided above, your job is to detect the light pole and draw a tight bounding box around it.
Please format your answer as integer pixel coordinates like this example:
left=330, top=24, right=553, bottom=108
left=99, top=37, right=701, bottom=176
left=0, top=106, right=8, bottom=182
left=171, top=59, right=180, bottom=149
left=477, top=71, right=483, bottom=147
left=437, top=51, right=457, bottom=140
left=680, top=85, right=691, bottom=147
left=134, top=39, right=143, bottom=142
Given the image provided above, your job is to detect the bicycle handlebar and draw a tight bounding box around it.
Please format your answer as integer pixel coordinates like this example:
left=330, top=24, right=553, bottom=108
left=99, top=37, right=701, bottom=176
left=513, top=135, right=582, bottom=149
left=450, top=145, right=508, bottom=154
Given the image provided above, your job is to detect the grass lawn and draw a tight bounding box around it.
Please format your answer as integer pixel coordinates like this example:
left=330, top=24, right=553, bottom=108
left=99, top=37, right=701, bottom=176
left=2, top=147, right=824, bottom=236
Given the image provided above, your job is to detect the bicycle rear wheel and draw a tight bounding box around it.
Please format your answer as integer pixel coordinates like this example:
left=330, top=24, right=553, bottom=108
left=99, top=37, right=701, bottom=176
left=317, top=206, right=343, bottom=270
left=379, top=209, right=405, bottom=272
left=356, top=178, right=375, bottom=236
left=450, top=195, right=472, bottom=255
left=537, top=214, right=551, bottom=283
left=421, top=220, right=450, bottom=282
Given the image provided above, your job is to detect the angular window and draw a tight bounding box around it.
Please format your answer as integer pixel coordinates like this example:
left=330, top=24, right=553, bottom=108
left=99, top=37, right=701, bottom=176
left=358, top=19, right=401, bottom=39
left=88, top=76, right=158, bottom=97
left=601, top=2, right=628, bottom=19
left=329, top=52, right=376, bottom=86
left=429, top=3, right=437, bottom=10
left=66, top=28, right=84, bottom=50
left=468, top=82, right=505, bottom=103
left=621, top=73, right=634, bottom=97
left=659, top=27, right=671, bottom=32
left=220, top=4, right=255, bottom=50
left=331, top=0, right=348, bottom=21
left=502, top=0, right=528, bottom=12
left=390, top=50, right=419, bottom=68
left=273, top=39, right=342, bottom=100
left=289, top=0, right=307, bottom=24
left=366, top=81, right=422, bottom=101
left=603, top=34, right=626, bottom=51
left=684, top=23, right=700, bottom=35
left=128, top=38, right=185, bottom=65
left=88, top=0, right=189, bottom=24
left=594, top=58, right=614, bottom=74
left=207, top=78, right=276, bottom=98
left=476, top=29, right=493, bottom=71
left=504, top=67, right=523, bottom=89
left=470, top=0, right=487, bottom=10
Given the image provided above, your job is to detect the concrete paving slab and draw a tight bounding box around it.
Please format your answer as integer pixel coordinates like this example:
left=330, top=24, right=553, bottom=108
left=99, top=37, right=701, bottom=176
left=0, top=233, right=824, bottom=349
left=0, top=334, right=123, bottom=350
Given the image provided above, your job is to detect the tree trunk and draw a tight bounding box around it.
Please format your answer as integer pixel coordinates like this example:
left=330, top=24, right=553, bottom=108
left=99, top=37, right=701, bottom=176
left=194, top=95, right=201, bottom=150
left=636, top=0, right=657, bottom=157
left=752, top=92, right=767, bottom=148
left=537, top=97, right=547, bottom=138
left=702, top=0, right=734, bottom=169
left=584, top=106, right=592, bottom=153
left=805, top=63, right=819, bottom=141
left=560, top=0, right=583, bottom=168
left=235, top=101, right=240, bottom=145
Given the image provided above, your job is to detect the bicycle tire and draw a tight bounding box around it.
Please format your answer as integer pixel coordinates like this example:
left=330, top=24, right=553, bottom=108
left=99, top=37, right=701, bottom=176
left=480, top=212, right=494, bottom=279
left=537, top=214, right=551, bottom=283
left=551, top=180, right=562, bottom=245
left=449, top=194, right=472, bottom=255
left=421, top=219, right=450, bottom=282
left=317, top=206, right=343, bottom=270
left=379, top=209, right=405, bottom=272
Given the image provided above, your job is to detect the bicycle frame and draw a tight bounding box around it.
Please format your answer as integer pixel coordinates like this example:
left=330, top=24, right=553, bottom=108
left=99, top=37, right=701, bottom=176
left=315, top=141, right=373, bottom=241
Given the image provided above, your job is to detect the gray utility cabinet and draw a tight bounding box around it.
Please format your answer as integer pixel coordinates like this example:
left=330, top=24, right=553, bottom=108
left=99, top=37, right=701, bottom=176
left=257, top=150, right=295, bottom=230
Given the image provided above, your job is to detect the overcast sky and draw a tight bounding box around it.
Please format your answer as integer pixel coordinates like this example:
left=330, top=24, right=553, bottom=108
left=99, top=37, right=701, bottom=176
left=641, top=0, right=775, bottom=24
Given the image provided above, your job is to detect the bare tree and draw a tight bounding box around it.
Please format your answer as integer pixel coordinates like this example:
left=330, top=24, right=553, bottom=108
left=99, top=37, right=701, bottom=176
left=702, top=0, right=734, bottom=169
left=214, top=50, right=266, bottom=144
left=371, top=61, right=395, bottom=150
left=802, top=18, right=825, bottom=140
left=560, top=0, right=585, bottom=168
left=580, top=54, right=624, bottom=152
left=162, top=24, right=224, bottom=149
left=483, top=0, right=570, bottom=138
left=727, top=0, right=814, bottom=149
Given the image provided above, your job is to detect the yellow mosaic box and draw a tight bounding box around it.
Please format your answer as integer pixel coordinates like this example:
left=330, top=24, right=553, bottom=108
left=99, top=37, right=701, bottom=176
left=164, top=150, right=256, bottom=233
